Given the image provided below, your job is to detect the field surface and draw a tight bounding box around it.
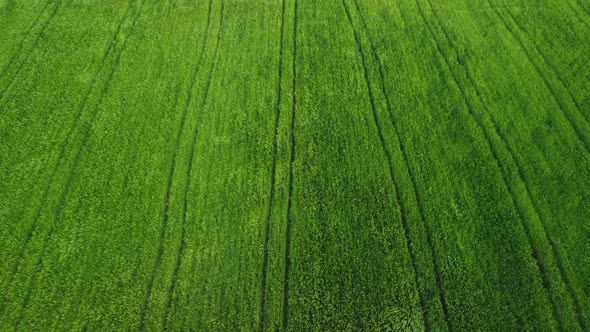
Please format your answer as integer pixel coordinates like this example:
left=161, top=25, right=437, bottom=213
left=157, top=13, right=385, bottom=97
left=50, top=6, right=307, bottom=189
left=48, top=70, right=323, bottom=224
left=1, top=0, right=589, bottom=330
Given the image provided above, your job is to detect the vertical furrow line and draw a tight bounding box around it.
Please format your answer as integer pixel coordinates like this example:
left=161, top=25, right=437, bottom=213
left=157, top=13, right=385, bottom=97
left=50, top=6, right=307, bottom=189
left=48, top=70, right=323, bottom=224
left=138, top=0, right=215, bottom=329
left=160, top=1, right=224, bottom=330
left=341, top=0, right=433, bottom=329
left=259, top=0, right=287, bottom=330
left=350, top=1, right=453, bottom=330
left=282, top=0, right=298, bottom=329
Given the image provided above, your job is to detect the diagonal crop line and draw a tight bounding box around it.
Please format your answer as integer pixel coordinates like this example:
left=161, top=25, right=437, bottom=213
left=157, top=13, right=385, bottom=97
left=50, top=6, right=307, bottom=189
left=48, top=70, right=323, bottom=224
left=7, top=0, right=136, bottom=287
left=413, top=0, right=558, bottom=327
left=573, top=0, right=590, bottom=17
left=11, top=0, right=148, bottom=326
left=160, top=1, right=226, bottom=330
left=494, top=0, right=590, bottom=125
left=430, top=0, right=587, bottom=328
left=341, top=1, right=441, bottom=330
left=258, top=0, right=287, bottom=331
left=55, top=86, right=183, bottom=331
left=425, top=1, right=587, bottom=329
left=349, top=1, right=453, bottom=330
left=0, top=1, right=51, bottom=79
left=0, top=0, right=63, bottom=104
left=415, top=0, right=583, bottom=329
left=282, top=0, right=298, bottom=330
left=482, top=0, right=590, bottom=154
left=138, top=0, right=216, bottom=329
left=564, top=0, right=590, bottom=30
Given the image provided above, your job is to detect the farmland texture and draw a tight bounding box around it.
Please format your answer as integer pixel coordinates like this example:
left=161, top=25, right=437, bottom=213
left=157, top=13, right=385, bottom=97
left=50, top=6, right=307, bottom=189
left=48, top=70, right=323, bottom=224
left=1, top=0, right=589, bottom=330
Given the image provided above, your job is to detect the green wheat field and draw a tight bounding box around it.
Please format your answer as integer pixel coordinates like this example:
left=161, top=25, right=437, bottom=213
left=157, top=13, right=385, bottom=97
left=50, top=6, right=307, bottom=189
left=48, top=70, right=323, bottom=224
left=1, top=0, right=589, bottom=330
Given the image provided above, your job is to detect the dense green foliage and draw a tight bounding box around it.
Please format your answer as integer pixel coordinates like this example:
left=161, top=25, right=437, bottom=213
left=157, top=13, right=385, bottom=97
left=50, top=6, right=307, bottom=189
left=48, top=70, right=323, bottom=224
left=0, top=0, right=589, bottom=330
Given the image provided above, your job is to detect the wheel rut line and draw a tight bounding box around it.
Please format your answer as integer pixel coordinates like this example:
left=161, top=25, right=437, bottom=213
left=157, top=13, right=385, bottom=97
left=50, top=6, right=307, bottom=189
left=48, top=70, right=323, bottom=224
left=1, top=0, right=132, bottom=171
left=493, top=0, right=589, bottom=124
left=0, top=0, right=63, bottom=104
left=564, top=0, right=590, bottom=30
left=342, top=0, right=440, bottom=330
left=138, top=0, right=214, bottom=319
left=573, top=0, right=590, bottom=17
left=282, top=0, right=298, bottom=329
left=55, top=123, right=147, bottom=329
left=524, top=176, right=587, bottom=331
left=160, top=1, right=224, bottom=330
left=417, top=0, right=574, bottom=329
left=416, top=0, right=560, bottom=324
left=350, top=1, right=451, bottom=330
left=7, top=0, right=137, bottom=285
left=0, top=1, right=51, bottom=80
left=258, top=0, right=286, bottom=331
left=137, top=82, right=185, bottom=331
left=427, top=2, right=586, bottom=329
left=483, top=0, right=590, bottom=153
left=12, top=1, right=148, bottom=325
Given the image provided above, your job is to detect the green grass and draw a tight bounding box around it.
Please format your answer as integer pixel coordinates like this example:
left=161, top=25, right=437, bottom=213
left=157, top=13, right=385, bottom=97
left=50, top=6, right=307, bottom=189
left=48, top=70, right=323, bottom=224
left=0, top=0, right=589, bottom=330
